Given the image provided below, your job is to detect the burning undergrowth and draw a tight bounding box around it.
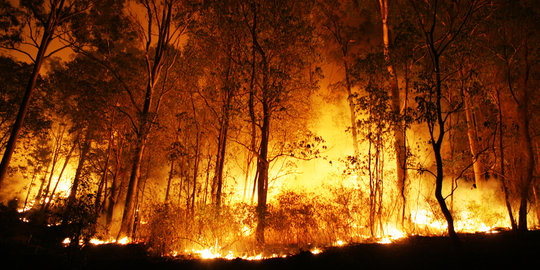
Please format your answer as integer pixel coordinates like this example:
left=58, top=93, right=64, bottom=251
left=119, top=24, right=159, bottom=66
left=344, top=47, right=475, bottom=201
left=75, top=181, right=511, bottom=260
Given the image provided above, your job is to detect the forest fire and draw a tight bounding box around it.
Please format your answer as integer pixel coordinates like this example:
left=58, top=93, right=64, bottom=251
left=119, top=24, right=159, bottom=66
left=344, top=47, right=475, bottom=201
left=0, top=0, right=539, bottom=268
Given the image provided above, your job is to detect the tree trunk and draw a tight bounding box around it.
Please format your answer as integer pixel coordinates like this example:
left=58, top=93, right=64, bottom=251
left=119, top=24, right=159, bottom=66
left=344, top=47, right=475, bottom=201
left=496, top=87, right=517, bottom=230
left=117, top=1, right=175, bottom=239
left=378, top=0, right=407, bottom=228
left=96, top=124, right=114, bottom=212
left=66, top=130, right=92, bottom=210
left=191, top=129, right=199, bottom=216
left=106, top=134, right=124, bottom=231
left=463, top=89, right=486, bottom=188
left=432, top=55, right=459, bottom=245
left=117, top=139, right=144, bottom=239
left=23, top=169, right=38, bottom=210
left=165, top=160, right=174, bottom=203
left=41, top=125, right=66, bottom=208
left=212, top=93, right=231, bottom=209
left=255, top=103, right=270, bottom=248
left=44, top=137, right=77, bottom=211
left=516, top=97, right=533, bottom=232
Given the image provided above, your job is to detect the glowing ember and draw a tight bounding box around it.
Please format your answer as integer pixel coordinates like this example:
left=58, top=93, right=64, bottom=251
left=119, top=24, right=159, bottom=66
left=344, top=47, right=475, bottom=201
left=335, top=240, right=346, bottom=246
left=62, top=238, right=70, bottom=246
left=117, top=237, right=130, bottom=245
left=378, top=237, right=392, bottom=244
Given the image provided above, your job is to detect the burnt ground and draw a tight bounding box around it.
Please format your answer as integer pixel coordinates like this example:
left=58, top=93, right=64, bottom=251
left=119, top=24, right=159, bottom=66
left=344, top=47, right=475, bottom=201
left=1, top=230, right=540, bottom=270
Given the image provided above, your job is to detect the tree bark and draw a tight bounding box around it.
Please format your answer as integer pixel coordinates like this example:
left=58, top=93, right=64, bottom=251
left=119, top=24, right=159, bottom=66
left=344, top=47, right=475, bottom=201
left=463, top=89, right=486, bottom=188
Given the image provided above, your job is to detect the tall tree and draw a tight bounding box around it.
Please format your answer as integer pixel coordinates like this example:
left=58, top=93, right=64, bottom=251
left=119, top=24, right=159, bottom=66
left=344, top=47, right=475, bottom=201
left=409, top=0, right=485, bottom=245
left=377, top=0, right=407, bottom=228
left=0, top=0, right=91, bottom=188
left=243, top=0, right=317, bottom=247
left=117, top=0, right=195, bottom=239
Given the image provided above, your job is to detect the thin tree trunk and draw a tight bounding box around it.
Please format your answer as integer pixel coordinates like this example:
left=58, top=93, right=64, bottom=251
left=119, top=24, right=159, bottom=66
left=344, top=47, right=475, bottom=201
left=165, top=160, right=174, bottom=203
left=255, top=104, right=270, bottom=248
left=106, top=134, right=124, bottom=231
left=44, top=136, right=77, bottom=211
left=66, top=129, right=92, bottom=210
left=496, top=87, right=517, bottom=230
left=517, top=98, right=533, bottom=232
left=96, top=121, right=114, bottom=212
left=204, top=153, right=212, bottom=205
left=23, top=169, right=38, bottom=210
left=463, top=88, right=486, bottom=188
left=432, top=54, right=459, bottom=245
left=378, top=0, right=407, bottom=228
left=41, top=124, right=66, bottom=207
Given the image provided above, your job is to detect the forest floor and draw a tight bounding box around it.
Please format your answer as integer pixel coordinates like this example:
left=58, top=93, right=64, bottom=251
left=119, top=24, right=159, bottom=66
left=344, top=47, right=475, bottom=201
left=2, top=229, right=540, bottom=270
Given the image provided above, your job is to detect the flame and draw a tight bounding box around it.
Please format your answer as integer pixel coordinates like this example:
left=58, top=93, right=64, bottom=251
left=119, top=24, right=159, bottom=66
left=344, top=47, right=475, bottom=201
left=335, top=240, right=346, bottom=246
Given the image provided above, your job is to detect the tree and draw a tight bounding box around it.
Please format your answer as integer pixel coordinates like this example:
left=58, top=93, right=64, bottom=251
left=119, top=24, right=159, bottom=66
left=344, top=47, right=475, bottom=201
left=316, top=0, right=371, bottom=175
left=0, top=0, right=92, bottom=188
left=242, top=0, right=318, bottom=247
left=377, top=0, right=407, bottom=229
left=483, top=0, right=540, bottom=231
left=409, top=0, right=485, bottom=245
left=116, top=0, right=196, bottom=239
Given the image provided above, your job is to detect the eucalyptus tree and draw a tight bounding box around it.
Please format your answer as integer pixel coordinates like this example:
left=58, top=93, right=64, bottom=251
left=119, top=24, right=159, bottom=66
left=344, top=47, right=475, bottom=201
left=114, top=0, right=198, bottom=239
left=0, top=0, right=93, bottom=188
left=376, top=0, right=407, bottom=228
left=240, top=0, right=319, bottom=247
left=408, top=0, right=487, bottom=245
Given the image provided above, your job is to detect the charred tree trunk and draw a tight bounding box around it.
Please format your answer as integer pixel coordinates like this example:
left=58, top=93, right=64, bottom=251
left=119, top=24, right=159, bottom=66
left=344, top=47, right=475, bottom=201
left=212, top=89, right=232, bottom=209
left=212, top=121, right=228, bottom=208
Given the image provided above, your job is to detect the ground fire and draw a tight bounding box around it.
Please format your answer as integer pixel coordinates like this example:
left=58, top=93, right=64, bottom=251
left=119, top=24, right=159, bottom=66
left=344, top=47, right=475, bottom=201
left=0, top=0, right=539, bottom=268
